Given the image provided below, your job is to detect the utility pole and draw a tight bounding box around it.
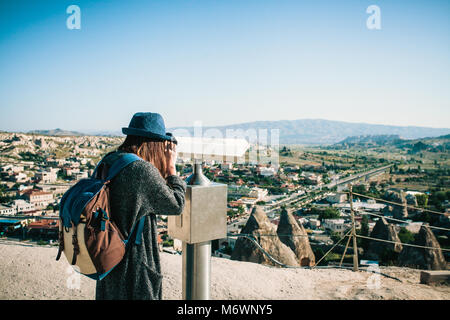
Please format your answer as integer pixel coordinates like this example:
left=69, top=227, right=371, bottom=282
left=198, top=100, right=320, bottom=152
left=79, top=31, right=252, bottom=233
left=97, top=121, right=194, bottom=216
left=349, top=184, right=359, bottom=272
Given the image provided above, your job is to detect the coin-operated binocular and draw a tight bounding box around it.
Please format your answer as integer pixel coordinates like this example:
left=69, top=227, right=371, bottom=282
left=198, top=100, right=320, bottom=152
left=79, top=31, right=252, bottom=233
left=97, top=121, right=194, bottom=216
left=168, top=136, right=249, bottom=300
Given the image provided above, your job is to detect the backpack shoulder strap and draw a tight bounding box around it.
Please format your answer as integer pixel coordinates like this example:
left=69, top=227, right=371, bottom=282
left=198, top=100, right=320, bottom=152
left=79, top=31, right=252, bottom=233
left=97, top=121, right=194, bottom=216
left=124, top=216, right=146, bottom=247
left=92, top=151, right=116, bottom=179
left=105, top=153, right=142, bottom=181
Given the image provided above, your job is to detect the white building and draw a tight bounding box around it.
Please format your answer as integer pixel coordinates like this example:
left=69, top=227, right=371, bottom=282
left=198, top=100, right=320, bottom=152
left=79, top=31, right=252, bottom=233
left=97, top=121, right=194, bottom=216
left=259, top=166, right=276, bottom=177
left=0, top=204, right=15, bottom=216
left=220, top=162, right=233, bottom=171
left=248, top=187, right=268, bottom=200
left=12, top=200, right=35, bottom=214
left=323, top=219, right=347, bottom=235
left=35, top=169, right=58, bottom=184
left=1, top=165, right=12, bottom=172
left=64, top=167, right=80, bottom=176
left=24, top=190, right=54, bottom=209
left=301, top=172, right=322, bottom=185
left=228, top=185, right=268, bottom=201
left=326, top=193, right=348, bottom=204
left=286, top=173, right=299, bottom=181
left=13, top=172, right=29, bottom=183
left=1, top=165, right=24, bottom=173
left=36, top=183, right=72, bottom=196
left=74, top=171, right=89, bottom=180
left=309, top=218, right=321, bottom=228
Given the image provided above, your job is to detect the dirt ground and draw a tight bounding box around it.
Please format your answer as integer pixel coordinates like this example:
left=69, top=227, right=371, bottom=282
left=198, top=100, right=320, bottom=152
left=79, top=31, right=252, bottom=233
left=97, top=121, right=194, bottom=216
left=0, top=240, right=449, bottom=300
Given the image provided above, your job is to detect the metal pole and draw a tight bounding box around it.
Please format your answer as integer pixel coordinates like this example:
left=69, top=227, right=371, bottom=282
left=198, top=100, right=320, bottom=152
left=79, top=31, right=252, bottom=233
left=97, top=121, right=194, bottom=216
left=182, top=161, right=211, bottom=300
left=182, top=241, right=211, bottom=300
left=349, top=184, right=359, bottom=272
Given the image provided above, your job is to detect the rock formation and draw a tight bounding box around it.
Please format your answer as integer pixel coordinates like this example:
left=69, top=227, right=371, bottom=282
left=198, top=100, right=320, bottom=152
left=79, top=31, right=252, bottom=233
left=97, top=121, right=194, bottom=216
left=365, top=217, right=403, bottom=261
left=398, top=225, right=447, bottom=270
left=277, top=208, right=315, bottom=266
left=384, top=190, right=418, bottom=220
left=230, top=206, right=299, bottom=267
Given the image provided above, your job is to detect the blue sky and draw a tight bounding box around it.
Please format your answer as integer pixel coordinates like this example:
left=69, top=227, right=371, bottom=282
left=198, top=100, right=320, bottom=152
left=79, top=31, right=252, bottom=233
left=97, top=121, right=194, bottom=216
left=0, top=0, right=449, bottom=132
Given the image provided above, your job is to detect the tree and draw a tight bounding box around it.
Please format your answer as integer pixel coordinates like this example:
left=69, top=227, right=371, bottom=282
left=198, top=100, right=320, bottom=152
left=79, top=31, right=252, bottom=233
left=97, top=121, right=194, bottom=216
left=352, top=184, right=367, bottom=195
left=0, top=185, right=13, bottom=203
left=330, top=231, right=343, bottom=244
left=398, top=227, right=415, bottom=244
left=227, top=210, right=236, bottom=219
left=357, top=215, right=370, bottom=251
left=309, top=207, right=340, bottom=221
left=415, top=193, right=428, bottom=207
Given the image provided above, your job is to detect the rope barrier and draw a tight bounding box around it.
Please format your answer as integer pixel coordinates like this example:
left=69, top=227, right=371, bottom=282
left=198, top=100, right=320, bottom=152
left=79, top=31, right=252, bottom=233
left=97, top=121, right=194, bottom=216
left=226, top=232, right=403, bottom=282
left=360, top=211, right=450, bottom=232
left=225, top=171, right=449, bottom=279
left=350, top=191, right=449, bottom=217
left=232, top=232, right=310, bottom=238
left=227, top=233, right=306, bottom=269
left=312, top=229, right=353, bottom=269
left=355, top=234, right=450, bottom=252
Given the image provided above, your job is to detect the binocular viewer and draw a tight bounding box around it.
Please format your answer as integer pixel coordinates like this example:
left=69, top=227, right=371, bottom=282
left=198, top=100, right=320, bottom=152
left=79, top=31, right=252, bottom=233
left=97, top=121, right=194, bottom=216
left=168, top=136, right=249, bottom=244
left=167, top=136, right=249, bottom=300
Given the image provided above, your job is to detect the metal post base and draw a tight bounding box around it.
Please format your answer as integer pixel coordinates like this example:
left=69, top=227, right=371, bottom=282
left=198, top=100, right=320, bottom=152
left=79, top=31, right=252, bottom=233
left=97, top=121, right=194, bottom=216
left=182, top=241, right=211, bottom=300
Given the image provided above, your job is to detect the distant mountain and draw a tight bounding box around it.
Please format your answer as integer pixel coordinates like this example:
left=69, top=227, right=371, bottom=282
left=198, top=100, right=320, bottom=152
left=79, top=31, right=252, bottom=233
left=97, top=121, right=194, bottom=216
left=28, top=128, right=85, bottom=136
left=84, top=130, right=123, bottom=137
left=331, top=133, right=450, bottom=152
left=168, top=119, right=450, bottom=145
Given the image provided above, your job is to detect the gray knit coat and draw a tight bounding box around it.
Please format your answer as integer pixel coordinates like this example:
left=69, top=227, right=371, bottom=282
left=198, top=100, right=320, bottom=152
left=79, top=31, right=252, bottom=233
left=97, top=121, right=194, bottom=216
left=95, top=151, right=186, bottom=300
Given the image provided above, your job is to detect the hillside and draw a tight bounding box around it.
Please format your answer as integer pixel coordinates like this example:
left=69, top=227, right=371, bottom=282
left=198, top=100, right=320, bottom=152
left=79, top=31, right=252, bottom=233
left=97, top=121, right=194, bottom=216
left=1, top=241, right=449, bottom=300
left=331, top=134, right=450, bottom=153
left=169, top=119, right=450, bottom=145
left=27, top=128, right=85, bottom=136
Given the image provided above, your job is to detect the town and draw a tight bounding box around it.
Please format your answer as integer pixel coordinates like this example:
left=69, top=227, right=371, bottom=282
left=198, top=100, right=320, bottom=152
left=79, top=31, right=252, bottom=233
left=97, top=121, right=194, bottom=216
left=0, top=131, right=449, bottom=270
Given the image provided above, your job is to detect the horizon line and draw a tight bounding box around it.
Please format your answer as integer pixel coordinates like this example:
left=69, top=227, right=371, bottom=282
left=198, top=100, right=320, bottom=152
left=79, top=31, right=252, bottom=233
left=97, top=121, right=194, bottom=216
left=2, top=117, right=450, bottom=134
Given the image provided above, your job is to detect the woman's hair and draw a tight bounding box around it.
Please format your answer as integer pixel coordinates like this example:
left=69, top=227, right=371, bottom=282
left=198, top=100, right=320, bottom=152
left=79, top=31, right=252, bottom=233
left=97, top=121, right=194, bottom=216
left=118, top=135, right=171, bottom=178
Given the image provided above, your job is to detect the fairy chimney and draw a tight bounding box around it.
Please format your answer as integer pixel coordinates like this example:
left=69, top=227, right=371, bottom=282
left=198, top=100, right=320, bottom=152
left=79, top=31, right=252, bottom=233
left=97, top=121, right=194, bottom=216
left=230, top=206, right=299, bottom=267
left=277, top=208, right=315, bottom=266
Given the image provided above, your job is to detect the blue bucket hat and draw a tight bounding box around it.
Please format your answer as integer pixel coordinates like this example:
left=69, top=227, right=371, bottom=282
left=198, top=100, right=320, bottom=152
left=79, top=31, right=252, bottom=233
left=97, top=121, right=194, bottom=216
left=122, top=112, right=176, bottom=143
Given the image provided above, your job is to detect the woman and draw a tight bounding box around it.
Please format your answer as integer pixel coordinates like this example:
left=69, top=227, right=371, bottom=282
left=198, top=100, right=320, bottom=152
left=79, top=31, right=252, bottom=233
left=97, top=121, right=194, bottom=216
left=95, top=112, right=186, bottom=300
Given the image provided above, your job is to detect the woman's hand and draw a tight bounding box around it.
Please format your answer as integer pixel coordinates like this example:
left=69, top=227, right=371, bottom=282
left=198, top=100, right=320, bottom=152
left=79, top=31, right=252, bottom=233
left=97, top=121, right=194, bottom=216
left=165, top=141, right=177, bottom=177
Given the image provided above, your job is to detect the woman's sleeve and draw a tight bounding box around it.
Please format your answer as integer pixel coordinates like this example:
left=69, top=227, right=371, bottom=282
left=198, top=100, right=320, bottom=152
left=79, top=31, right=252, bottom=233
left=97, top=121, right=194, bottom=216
left=133, top=161, right=187, bottom=216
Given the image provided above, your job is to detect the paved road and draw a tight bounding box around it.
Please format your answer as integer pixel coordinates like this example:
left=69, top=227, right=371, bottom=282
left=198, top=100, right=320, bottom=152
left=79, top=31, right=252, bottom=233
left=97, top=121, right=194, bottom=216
left=265, top=165, right=392, bottom=214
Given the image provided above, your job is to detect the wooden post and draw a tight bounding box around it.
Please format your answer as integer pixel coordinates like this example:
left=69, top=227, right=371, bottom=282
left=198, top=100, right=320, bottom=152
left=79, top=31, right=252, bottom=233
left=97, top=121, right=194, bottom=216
left=349, top=184, right=359, bottom=271
left=339, top=232, right=351, bottom=267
